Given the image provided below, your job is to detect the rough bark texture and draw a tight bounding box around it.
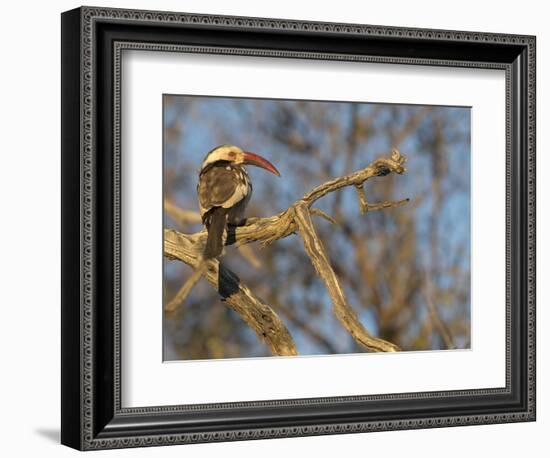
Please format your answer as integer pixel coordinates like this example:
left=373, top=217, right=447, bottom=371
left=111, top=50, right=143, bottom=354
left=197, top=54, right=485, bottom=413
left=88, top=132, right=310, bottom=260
left=294, top=203, right=399, bottom=352
left=164, top=231, right=298, bottom=356
left=164, top=148, right=408, bottom=355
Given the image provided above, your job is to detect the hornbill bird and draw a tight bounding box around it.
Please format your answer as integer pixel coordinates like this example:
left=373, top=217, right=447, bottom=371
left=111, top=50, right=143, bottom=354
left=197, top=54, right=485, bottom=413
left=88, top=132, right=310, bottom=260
left=197, top=145, right=280, bottom=259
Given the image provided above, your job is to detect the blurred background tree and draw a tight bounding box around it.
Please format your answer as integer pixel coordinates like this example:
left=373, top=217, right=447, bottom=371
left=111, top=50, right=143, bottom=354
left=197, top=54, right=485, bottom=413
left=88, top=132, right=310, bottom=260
left=163, top=95, right=471, bottom=360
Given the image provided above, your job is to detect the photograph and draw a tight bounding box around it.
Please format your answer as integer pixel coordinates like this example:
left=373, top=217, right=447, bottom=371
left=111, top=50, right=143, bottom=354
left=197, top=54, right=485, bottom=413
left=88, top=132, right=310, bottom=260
left=162, top=95, right=472, bottom=361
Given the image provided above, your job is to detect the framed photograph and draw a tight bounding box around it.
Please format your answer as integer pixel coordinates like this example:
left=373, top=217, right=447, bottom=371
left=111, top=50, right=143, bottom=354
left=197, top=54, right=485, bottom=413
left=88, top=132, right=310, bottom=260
left=61, top=6, right=536, bottom=450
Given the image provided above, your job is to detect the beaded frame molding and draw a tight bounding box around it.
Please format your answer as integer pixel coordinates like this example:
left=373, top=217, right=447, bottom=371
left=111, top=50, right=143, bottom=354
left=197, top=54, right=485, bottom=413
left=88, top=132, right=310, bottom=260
left=61, top=6, right=536, bottom=450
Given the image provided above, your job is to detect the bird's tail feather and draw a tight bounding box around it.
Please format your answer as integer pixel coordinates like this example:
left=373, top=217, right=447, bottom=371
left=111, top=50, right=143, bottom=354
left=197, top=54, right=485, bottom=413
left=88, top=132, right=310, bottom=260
left=203, top=207, right=229, bottom=259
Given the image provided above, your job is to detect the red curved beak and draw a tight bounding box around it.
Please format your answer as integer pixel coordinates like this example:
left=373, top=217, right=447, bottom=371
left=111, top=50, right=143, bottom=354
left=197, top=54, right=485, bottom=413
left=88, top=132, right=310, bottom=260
left=242, top=152, right=280, bottom=176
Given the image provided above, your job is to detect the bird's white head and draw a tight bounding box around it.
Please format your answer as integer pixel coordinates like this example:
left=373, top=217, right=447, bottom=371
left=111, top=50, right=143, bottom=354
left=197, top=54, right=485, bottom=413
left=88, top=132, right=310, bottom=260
left=200, top=144, right=280, bottom=176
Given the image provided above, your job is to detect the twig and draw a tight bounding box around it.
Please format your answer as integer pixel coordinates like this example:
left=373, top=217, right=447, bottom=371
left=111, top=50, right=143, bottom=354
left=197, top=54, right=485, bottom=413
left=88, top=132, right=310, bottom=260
left=355, top=185, right=410, bottom=215
left=164, top=199, right=203, bottom=225
left=165, top=262, right=207, bottom=313
left=423, top=268, right=455, bottom=350
left=300, top=148, right=406, bottom=205
left=310, top=208, right=338, bottom=225
left=274, top=299, right=340, bottom=353
left=236, top=245, right=262, bottom=268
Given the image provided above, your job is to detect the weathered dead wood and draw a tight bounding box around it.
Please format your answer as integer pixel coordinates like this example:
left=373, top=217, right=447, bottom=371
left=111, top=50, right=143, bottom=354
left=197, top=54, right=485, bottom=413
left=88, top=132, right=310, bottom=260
left=164, top=148, right=409, bottom=355
left=294, top=203, right=399, bottom=352
left=164, top=230, right=298, bottom=356
left=354, top=185, right=410, bottom=215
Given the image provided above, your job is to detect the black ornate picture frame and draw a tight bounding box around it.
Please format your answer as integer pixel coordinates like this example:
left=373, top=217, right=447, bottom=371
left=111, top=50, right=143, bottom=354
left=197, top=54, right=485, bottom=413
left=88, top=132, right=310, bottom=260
left=61, top=6, right=536, bottom=450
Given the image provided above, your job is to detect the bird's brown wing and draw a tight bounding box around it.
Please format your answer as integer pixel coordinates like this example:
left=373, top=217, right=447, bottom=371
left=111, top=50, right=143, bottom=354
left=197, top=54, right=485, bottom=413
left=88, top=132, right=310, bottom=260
left=198, top=165, right=238, bottom=211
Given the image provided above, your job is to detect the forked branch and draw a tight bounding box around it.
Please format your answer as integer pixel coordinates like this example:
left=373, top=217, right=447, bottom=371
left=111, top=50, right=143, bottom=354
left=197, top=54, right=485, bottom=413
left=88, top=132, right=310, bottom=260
left=164, top=231, right=298, bottom=356
left=294, top=203, right=399, bottom=352
left=164, top=148, right=409, bottom=355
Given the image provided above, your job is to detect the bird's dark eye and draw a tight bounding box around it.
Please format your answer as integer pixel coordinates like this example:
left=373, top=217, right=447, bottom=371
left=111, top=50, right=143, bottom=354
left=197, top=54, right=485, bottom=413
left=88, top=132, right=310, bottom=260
left=228, top=151, right=236, bottom=158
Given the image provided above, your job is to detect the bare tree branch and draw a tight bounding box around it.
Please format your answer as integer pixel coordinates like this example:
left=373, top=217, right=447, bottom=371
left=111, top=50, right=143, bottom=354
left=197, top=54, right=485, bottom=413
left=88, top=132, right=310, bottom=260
left=164, top=199, right=203, bottom=224
left=274, top=301, right=340, bottom=353
left=164, top=230, right=298, bottom=356
left=423, top=268, right=455, bottom=350
left=165, top=263, right=207, bottom=313
left=299, top=148, right=406, bottom=205
left=294, top=203, right=399, bottom=352
left=354, top=185, right=410, bottom=215
left=236, top=244, right=262, bottom=268
left=164, top=201, right=262, bottom=311
left=309, top=208, right=338, bottom=225
left=164, top=148, right=409, bottom=354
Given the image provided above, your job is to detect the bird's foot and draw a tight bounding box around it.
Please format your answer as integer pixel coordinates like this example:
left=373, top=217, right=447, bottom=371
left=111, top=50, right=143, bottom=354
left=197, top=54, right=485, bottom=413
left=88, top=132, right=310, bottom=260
left=229, top=217, right=259, bottom=227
